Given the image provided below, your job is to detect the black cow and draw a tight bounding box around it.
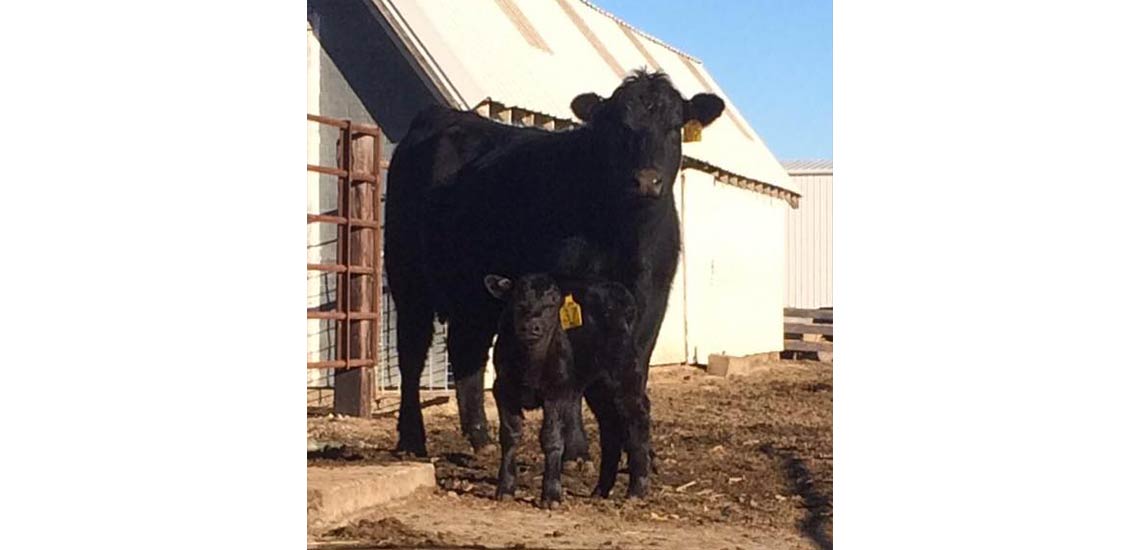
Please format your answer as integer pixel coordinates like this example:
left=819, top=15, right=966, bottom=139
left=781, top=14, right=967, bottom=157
left=485, top=272, right=645, bottom=507
left=384, top=70, right=725, bottom=457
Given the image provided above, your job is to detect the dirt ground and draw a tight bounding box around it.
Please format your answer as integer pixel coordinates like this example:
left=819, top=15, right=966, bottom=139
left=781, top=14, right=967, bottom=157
left=308, top=361, right=832, bottom=550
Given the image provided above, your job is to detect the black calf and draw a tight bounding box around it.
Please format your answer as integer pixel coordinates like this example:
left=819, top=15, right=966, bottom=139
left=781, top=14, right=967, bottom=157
left=485, top=273, right=649, bottom=507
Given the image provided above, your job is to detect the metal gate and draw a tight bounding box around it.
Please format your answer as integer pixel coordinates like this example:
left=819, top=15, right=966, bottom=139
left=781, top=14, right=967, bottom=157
left=306, top=115, right=383, bottom=413
left=306, top=114, right=451, bottom=408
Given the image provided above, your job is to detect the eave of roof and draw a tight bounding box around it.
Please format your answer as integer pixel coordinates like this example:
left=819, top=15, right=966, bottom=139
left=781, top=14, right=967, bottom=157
left=476, top=99, right=800, bottom=208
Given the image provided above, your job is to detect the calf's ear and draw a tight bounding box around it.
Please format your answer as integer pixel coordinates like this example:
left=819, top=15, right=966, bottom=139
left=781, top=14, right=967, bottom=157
left=571, top=93, right=603, bottom=122
left=684, top=93, right=725, bottom=127
left=483, top=274, right=513, bottom=300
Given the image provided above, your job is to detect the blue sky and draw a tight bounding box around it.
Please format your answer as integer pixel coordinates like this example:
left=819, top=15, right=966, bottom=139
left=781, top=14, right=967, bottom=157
left=595, top=0, right=832, bottom=160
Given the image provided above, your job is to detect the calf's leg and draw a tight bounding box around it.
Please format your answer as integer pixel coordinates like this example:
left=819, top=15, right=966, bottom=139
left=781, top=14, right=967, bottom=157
left=562, top=395, right=590, bottom=463
left=493, top=382, right=523, bottom=500
left=620, top=388, right=652, bottom=498
left=585, top=383, right=622, bottom=498
left=633, top=288, right=669, bottom=472
left=539, top=398, right=570, bottom=508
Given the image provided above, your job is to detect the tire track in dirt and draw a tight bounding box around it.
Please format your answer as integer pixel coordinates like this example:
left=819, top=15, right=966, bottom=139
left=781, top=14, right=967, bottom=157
left=760, top=443, right=833, bottom=550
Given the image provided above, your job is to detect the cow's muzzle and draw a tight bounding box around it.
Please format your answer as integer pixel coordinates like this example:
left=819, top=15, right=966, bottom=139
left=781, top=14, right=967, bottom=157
left=634, top=169, right=664, bottom=198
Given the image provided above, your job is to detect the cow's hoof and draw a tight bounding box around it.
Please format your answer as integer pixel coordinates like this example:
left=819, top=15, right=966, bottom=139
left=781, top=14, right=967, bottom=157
left=395, top=439, right=427, bottom=458
left=466, top=429, right=494, bottom=454
left=590, top=486, right=611, bottom=499
left=627, top=480, right=650, bottom=499
left=474, top=442, right=498, bottom=457
left=538, top=498, right=562, bottom=510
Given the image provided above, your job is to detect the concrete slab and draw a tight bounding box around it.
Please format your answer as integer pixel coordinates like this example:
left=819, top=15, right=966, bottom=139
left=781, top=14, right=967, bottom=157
left=308, top=462, right=436, bottom=533
left=706, top=352, right=781, bottom=377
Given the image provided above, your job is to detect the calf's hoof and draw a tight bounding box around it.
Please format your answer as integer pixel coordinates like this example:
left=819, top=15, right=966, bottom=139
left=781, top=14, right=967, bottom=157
left=627, top=478, right=650, bottom=499
left=538, top=497, right=562, bottom=510
left=563, top=440, right=591, bottom=462
left=494, top=484, right=516, bottom=501
left=565, top=459, right=594, bottom=474
left=589, top=486, right=612, bottom=499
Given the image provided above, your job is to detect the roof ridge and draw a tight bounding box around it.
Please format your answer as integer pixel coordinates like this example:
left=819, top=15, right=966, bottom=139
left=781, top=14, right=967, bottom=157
left=575, top=0, right=703, bottom=64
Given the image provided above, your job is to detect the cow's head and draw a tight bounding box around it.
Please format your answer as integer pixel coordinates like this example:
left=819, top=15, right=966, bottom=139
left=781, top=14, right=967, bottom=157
left=571, top=70, right=725, bottom=199
left=485, top=273, right=563, bottom=352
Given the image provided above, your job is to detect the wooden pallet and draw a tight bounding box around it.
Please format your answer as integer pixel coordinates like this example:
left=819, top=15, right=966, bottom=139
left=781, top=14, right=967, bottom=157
left=783, top=307, right=833, bottom=361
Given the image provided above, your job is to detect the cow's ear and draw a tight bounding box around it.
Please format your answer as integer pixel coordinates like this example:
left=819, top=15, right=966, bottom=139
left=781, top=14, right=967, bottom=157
left=684, top=93, right=725, bottom=127
left=571, top=93, right=603, bottom=122
left=484, top=274, right=513, bottom=300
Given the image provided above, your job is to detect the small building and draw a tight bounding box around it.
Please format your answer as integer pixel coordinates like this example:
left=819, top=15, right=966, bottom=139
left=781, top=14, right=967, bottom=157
left=782, top=159, right=833, bottom=309
left=307, top=0, right=802, bottom=396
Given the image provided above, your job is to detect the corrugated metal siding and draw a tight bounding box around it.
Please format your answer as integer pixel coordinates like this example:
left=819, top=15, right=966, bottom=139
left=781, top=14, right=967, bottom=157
left=784, top=171, right=833, bottom=308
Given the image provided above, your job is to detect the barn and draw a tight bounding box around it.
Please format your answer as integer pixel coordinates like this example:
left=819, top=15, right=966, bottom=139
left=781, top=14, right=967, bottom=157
left=306, top=0, right=801, bottom=406
left=782, top=159, right=833, bottom=310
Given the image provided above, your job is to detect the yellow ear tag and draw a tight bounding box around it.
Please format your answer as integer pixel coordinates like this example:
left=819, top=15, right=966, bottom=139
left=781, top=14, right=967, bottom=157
left=682, top=120, right=703, bottom=142
left=559, top=294, right=583, bottom=330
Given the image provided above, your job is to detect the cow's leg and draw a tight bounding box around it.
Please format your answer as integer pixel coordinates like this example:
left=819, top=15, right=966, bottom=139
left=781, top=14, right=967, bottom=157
left=392, top=291, right=434, bottom=457
left=562, top=395, right=590, bottom=463
left=493, top=380, right=523, bottom=500
left=447, top=318, right=495, bottom=452
left=539, top=397, right=569, bottom=508
left=585, top=383, right=621, bottom=498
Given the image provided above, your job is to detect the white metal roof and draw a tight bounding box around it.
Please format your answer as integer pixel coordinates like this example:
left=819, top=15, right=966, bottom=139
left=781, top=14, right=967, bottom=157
left=781, top=159, right=833, bottom=174
left=375, top=0, right=797, bottom=195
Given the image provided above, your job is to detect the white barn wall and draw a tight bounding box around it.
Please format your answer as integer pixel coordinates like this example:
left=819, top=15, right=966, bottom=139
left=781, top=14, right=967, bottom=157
left=784, top=171, right=833, bottom=308
left=647, top=174, right=689, bottom=365
left=307, top=24, right=328, bottom=387
left=670, top=170, right=787, bottom=365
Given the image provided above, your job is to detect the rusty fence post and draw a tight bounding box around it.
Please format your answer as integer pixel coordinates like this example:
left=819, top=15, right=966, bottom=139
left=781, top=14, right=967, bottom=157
left=307, top=115, right=384, bottom=418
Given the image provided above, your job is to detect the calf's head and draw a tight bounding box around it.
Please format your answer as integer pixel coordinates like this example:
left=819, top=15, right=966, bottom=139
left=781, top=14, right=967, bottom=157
left=485, top=273, right=563, bottom=354
left=571, top=70, right=725, bottom=199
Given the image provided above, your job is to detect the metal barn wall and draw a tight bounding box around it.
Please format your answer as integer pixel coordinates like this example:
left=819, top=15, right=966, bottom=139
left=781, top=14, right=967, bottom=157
left=784, top=171, right=833, bottom=309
